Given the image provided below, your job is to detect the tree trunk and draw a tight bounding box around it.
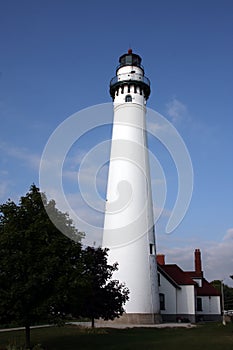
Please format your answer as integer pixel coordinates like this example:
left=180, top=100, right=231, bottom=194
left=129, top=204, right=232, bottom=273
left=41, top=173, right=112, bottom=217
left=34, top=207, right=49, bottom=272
left=25, top=324, right=31, bottom=349
left=91, top=316, right=95, bottom=328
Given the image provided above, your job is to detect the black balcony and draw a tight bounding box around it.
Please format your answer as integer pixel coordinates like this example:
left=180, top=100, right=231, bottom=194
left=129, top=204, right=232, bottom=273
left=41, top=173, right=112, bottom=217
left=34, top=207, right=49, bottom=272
left=110, top=73, right=151, bottom=100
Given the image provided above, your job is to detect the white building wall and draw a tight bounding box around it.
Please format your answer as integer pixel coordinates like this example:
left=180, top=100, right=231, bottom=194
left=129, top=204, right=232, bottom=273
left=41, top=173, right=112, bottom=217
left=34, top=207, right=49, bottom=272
left=177, top=285, right=195, bottom=315
left=158, top=273, right=177, bottom=315
left=196, top=296, right=221, bottom=315
left=116, top=65, right=142, bottom=75
left=158, top=272, right=221, bottom=322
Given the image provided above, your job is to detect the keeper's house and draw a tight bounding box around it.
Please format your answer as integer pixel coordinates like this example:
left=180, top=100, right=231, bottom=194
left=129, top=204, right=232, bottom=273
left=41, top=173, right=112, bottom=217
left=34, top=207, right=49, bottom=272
left=157, top=249, right=221, bottom=323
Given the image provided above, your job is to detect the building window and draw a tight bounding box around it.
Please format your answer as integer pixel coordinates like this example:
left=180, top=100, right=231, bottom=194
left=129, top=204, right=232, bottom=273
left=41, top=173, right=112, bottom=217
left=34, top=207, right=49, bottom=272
left=197, top=297, right=202, bottom=311
left=158, top=273, right=161, bottom=286
left=159, top=293, right=165, bottom=310
left=125, top=94, right=132, bottom=102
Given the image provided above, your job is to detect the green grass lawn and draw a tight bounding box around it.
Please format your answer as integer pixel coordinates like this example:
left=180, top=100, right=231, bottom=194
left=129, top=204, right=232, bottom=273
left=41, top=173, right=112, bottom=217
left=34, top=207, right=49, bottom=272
left=0, top=323, right=233, bottom=350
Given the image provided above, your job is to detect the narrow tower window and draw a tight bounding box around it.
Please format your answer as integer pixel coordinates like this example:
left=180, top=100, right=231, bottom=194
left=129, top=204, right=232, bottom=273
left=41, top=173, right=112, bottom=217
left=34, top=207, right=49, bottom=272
left=125, top=95, right=132, bottom=102
left=149, top=244, right=155, bottom=255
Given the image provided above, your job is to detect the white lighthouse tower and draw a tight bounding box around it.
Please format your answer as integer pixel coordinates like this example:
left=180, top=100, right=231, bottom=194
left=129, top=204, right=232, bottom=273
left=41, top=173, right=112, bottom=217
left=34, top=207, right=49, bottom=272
left=102, top=49, right=160, bottom=324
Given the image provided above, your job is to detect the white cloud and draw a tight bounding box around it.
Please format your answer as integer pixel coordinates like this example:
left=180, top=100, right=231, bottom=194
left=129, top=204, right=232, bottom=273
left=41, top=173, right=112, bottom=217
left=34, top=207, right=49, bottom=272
left=0, top=142, right=40, bottom=169
left=0, top=179, right=11, bottom=200
left=166, top=97, right=188, bottom=123
left=63, top=169, right=79, bottom=181
left=223, top=228, right=233, bottom=241
left=204, top=228, right=233, bottom=285
left=147, top=121, right=169, bottom=133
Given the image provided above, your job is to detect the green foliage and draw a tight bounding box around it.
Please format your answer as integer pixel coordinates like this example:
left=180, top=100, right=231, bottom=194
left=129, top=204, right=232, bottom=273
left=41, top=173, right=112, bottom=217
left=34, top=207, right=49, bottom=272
left=0, top=184, right=82, bottom=347
left=6, top=344, right=25, bottom=350
left=31, top=345, right=44, bottom=350
left=0, top=184, right=130, bottom=345
left=72, top=247, right=129, bottom=326
left=224, top=285, right=233, bottom=310
left=211, top=280, right=233, bottom=310
left=211, top=280, right=221, bottom=291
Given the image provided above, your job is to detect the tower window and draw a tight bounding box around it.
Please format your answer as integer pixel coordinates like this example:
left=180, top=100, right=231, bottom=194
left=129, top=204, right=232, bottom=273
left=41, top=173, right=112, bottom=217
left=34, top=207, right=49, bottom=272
left=149, top=244, right=155, bottom=255
left=125, top=95, right=132, bottom=102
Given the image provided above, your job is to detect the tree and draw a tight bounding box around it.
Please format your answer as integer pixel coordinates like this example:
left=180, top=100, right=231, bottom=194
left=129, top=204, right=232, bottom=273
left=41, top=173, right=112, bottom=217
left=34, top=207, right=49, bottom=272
left=224, top=285, right=233, bottom=310
left=0, top=184, right=130, bottom=348
left=71, top=246, right=129, bottom=328
left=0, top=184, right=82, bottom=349
left=211, top=280, right=233, bottom=310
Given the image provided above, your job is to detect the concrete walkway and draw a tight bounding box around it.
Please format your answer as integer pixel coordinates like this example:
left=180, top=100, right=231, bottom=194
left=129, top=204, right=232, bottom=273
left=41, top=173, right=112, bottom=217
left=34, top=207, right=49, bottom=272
left=0, top=324, right=52, bottom=333
left=72, top=321, right=196, bottom=329
left=0, top=322, right=196, bottom=333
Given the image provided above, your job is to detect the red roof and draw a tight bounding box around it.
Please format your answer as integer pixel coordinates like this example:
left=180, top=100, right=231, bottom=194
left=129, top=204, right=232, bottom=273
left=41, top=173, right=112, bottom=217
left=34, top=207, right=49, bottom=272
left=159, top=264, right=196, bottom=286
left=196, top=278, right=221, bottom=296
left=184, top=272, right=221, bottom=296
left=159, top=265, right=221, bottom=296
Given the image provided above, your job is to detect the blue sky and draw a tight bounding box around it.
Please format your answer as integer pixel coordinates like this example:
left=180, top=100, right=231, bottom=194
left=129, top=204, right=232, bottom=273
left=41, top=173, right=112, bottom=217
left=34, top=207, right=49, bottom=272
left=0, top=0, right=233, bottom=285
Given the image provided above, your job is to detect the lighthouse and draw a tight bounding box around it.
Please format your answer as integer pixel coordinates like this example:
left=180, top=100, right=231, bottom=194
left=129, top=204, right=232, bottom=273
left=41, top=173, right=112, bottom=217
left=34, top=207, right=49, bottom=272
left=102, top=50, right=160, bottom=324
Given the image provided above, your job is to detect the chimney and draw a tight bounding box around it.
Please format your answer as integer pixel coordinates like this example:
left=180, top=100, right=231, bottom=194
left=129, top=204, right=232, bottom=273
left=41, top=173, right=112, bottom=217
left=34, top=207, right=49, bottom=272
left=157, top=254, right=165, bottom=265
left=194, top=249, right=202, bottom=275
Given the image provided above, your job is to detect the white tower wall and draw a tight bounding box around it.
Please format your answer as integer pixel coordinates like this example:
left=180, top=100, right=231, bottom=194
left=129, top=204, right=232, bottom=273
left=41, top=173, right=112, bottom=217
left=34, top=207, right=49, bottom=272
left=102, top=50, right=160, bottom=324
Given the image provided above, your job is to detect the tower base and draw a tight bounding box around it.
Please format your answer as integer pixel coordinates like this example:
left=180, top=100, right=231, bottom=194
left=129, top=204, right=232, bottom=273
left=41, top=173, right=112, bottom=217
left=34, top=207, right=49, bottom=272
left=97, top=313, right=162, bottom=325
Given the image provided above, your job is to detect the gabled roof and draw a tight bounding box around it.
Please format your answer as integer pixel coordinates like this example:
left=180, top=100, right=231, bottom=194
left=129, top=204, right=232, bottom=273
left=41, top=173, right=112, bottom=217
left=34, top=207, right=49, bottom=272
left=197, top=278, right=221, bottom=296
left=157, top=264, right=181, bottom=289
left=158, top=264, right=196, bottom=286
left=184, top=272, right=221, bottom=296
left=157, top=250, right=221, bottom=297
